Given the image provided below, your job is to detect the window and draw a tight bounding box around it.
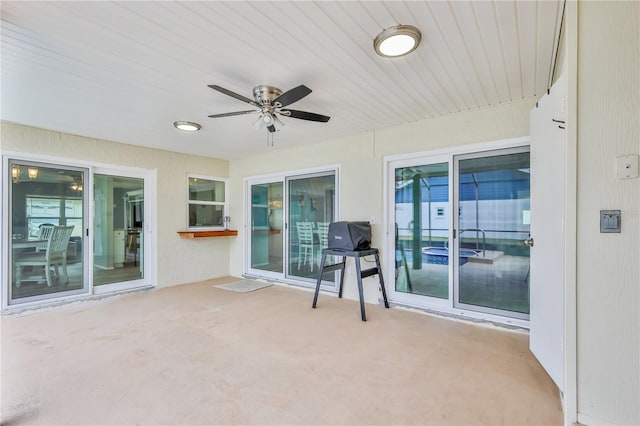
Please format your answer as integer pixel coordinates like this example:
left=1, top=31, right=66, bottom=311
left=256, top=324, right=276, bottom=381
left=26, top=197, right=83, bottom=238
left=187, top=174, right=228, bottom=229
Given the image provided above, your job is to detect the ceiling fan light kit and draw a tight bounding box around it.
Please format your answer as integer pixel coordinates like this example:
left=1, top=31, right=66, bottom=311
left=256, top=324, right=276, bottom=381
left=253, top=112, right=284, bottom=132
left=374, top=25, right=422, bottom=57
left=207, top=84, right=330, bottom=136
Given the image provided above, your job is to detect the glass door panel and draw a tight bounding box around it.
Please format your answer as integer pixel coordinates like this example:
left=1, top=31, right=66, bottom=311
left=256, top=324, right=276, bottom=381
left=394, top=162, right=449, bottom=298
left=93, top=174, right=144, bottom=286
left=249, top=181, right=284, bottom=274
left=455, top=149, right=531, bottom=318
left=287, top=173, right=335, bottom=283
left=9, top=160, right=88, bottom=302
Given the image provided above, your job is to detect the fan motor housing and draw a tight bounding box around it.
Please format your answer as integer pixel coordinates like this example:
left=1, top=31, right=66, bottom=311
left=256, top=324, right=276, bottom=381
left=253, top=85, right=282, bottom=105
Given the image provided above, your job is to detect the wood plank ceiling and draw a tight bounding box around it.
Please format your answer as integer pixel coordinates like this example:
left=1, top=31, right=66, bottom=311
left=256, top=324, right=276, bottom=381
left=1, top=1, right=564, bottom=160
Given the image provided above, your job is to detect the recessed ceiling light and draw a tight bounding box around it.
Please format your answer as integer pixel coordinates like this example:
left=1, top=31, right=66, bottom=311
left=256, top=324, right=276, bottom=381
left=173, top=121, right=201, bottom=132
left=374, top=25, right=422, bottom=58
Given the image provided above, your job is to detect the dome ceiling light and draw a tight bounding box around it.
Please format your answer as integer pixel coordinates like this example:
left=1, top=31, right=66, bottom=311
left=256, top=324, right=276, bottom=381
left=173, top=121, right=202, bottom=132
left=374, top=25, right=422, bottom=58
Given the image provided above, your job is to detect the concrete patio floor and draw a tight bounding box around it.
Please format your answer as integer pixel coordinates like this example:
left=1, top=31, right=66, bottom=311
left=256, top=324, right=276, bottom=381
left=1, top=277, right=562, bottom=425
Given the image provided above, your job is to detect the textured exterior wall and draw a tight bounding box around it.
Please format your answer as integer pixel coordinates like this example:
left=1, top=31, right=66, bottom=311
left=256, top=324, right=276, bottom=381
left=228, top=99, right=535, bottom=303
left=576, top=1, right=640, bottom=424
left=1, top=122, right=231, bottom=288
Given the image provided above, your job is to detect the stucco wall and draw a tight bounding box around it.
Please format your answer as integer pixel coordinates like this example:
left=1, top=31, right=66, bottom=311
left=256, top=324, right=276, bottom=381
left=1, top=121, right=231, bottom=287
left=576, top=1, right=640, bottom=424
left=228, top=98, right=535, bottom=303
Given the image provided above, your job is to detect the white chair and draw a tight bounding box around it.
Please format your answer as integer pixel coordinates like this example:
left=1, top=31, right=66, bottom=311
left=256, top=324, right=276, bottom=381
left=14, top=225, right=74, bottom=287
left=316, top=222, right=330, bottom=249
left=316, top=222, right=330, bottom=268
left=296, top=222, right=315, bottom=271
left=35, top=224, right=55, bottom=252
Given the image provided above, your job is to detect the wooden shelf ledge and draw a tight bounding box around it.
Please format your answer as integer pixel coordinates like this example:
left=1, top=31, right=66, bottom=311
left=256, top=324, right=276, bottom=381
left=178, top=230, right=238, bottom=238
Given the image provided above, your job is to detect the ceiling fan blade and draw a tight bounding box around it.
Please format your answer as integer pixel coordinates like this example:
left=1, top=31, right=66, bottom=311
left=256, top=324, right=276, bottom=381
left=208, top=85, right=257, bottom=106
left=280, top=109, right=331, bottom=123
left=208, top=110, right=258, bottom=118
left=273, top=85, right=312, bottom=107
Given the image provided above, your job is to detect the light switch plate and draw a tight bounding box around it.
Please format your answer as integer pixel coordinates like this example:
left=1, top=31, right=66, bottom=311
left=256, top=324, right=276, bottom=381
left=617, top=155, right=639, bottom=179
left=600, top=210, right=621, bottom=233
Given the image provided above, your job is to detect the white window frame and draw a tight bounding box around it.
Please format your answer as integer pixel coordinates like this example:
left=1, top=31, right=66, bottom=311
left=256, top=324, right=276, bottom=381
left=1, top=151, right=157, bottom=312
left=186, top=173, right=228, bottom=231
left=243, top=164, right=341, bottom=288
left=93, top=166, right=156, bottom=296
left=383, top=136, right=532, bottom=329
left=25, top=196, right=83, bottom=239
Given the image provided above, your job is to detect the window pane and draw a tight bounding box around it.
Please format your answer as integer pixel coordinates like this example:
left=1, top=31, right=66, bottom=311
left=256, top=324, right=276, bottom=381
left=26, top=197, right=84, bottom=238
left=394, top=162, right=449, bottom=299
left=93, top=174, right=144, bottom=286
left=287, top=173, right=335, bottom=282
left=457, top=152, right=531, bottom=314
left=26, top=198, right=60, bottom=219
left=189, top=178, right=224, bottom=202
left=11, top=162, right=85, bottom=301
left=65, top=199, right=83, bottom=217
left=189, top=204, right=224, bottom=227
left=250, top=182, right=283, bottom=273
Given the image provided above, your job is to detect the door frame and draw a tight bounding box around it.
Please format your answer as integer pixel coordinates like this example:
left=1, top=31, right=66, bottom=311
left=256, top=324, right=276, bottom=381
left=92, top=165, right=157, bottom=295
left=452, top=146, right=531, bottom=321
left=243, top=164, right=341, bottom=289
left=284, top=170, right=339, bottom=285
left=384, top=137, right=531, bottom=328
left=1, top=151, right=157, bottom=311
left=3, top=157, right=91, bottom=306
left=563, top=2, right=578, bottom=422
left=385, top=153, right=453, bottom=311
left=245, top=175, right=285, bottom=281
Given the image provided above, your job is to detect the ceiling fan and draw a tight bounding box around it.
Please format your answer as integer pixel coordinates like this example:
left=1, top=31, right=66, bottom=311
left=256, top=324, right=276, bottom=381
left=207, top=84, right=330, bottom=133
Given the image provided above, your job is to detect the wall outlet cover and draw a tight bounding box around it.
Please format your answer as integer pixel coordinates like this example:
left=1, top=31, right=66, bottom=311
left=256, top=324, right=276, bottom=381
left=616, top=155, right=639, bottom=179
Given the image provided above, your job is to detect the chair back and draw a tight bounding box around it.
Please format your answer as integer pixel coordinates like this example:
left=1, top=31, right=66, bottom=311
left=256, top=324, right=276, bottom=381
left=35, top=224, right=56, bottom=251
left=317, top=222, right=330, bottom=249
left=39, top=224, right=55, bottom=241
left=296, top=222, right=314, bottom=245
left=46, top=226, right=74, bottom=261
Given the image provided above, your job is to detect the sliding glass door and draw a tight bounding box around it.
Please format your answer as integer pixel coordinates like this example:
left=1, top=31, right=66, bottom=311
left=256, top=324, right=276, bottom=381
left=8, top=160, right=89, bottom=303
left=246, top=169, right=337, bottom=287
left=388, top=146, right=531, bottom=321
left=393, top=159, right=450, bottom=300
left=93, top=174, right=145, bottom=287
left=4, top=158, right=155, bottom=307
left=286, top=172, right=335, bottom=283
left=248, top=179, right=284, bottom=278
left=453, top=149, right=531, bottom=318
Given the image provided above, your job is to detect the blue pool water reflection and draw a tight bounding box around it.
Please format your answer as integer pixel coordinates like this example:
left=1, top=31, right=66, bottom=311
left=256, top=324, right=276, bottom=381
left=398, top=247, right=480, bottom=266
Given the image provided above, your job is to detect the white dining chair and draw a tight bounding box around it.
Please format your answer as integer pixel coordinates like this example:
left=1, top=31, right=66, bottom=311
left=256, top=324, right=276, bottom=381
left=35, top=224, right=55, bottom=252
left=14, top=225, right=74, bottom=287
left=296, top=222, right=315, bottom=271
